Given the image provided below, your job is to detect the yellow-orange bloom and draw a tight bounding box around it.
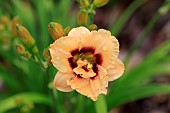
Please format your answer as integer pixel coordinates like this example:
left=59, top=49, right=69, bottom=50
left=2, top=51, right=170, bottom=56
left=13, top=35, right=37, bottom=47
left=49, top=27, right=124, bottom=101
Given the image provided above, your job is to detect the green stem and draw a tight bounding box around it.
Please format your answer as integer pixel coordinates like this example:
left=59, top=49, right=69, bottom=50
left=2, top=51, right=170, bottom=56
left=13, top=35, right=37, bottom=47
left=75, top=94, right=84, bottom=113
left=95, top=95, right=108, bottom=113
left=52, top=88, right=58, bottom=113
left=46, top=67, right=59, bottom=113
left=89, top=12, right=94, bottom=25
left=34, top=53, right=45, bottom=69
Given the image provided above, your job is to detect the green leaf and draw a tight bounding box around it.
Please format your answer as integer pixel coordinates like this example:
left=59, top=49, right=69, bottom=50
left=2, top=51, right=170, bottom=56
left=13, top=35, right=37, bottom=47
left=95, top=95, right=108, bottom=113
left=0, top=92, right=52, bottom=113
left=117, top=41, right=170, bottom=88
left=107, top=40, right=170, bottom=110
left=0, top=66, right=21, bottom=91
left=107, top=85, right=170, bottom=110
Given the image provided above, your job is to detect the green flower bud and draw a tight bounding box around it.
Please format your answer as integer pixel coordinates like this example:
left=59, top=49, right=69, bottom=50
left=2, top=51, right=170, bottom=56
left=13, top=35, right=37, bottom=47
left=23, top=51, right=31, bottom=60
left=0, top=16, right=9, bottom=26
left=11, top=16, right=21, bottom=36
left=77, top=11, right=88, bottom=26
left=48, top=22, right=65, bottom=40
left=93, top=0, right=109, bottom=7
left=16, top=44, right=25, bottom=55
left=43, top=48, right=50, bottom=59
left=88, top=24, right=97, bottom=31
left=16, top=24, right=36, bottom=48
left=64, top=26, right=71, bottom=35
left=79, top=0, right=89, bottom=8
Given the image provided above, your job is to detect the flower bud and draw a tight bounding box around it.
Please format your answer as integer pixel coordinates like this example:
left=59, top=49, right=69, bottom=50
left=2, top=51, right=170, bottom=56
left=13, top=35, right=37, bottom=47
left=93, top=0, right=109, bottom=7
left=21, top=102, right=34, bottom=113
left=48, top=22, right=65, bottom=40
left=16, top=24, right=36, bottom=48
left=88, top=24, right=97, bottom=31
left=47, top=56, right=52, bottom=66
left=11, top=17, right=21, bottom=36
left=23, top=51, right=31, bottom=60
left=43, top=48, right=50, bottom=59
left=77, top=11, right=88, bottom=26
left=64, top=26, right=71, bottom=35
left=79, top=0, right=89, bottom=8
left=0, top=24, right=4, bottom=32
left=16, top=44, right=25, bottom=55
left=32, top=45, right=39, bottom=54
left=0, top=16, right=9, bottom=26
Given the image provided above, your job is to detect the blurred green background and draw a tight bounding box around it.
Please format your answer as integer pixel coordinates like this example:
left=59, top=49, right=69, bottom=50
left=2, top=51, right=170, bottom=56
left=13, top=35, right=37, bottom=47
left=0, top=0, right=170, bottom=113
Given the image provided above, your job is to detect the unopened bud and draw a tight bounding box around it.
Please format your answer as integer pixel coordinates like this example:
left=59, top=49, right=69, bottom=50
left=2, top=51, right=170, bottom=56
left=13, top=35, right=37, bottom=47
left=43, top=48, right=50, bottom=59
left=16, top=24, right=36, bottom=48
left=14, top=98, right=23, bottom=105
left=11, top=16, right=21, bottom=36
left=77, top=11, right=88, bottom=26
left=0, top=24, right=4, bottom=32
left=16, top=44, right=25, bottom=55
left=48, top=22, right=64, bottom=40
left=88, top=24, right=97, bottom=31
left=48, top=82, right=54, bottom=89
left=93, top=0, right=109, bottom=7
left=31, top=45, right=39, bottom=54
left=23, top=51, right=31, bottom=60
left=79, top=0, right=89, bottom=8
left=64, top=26, right=71, bottom=35
left=0, top=16, right=9, bottom=26
left=47, top=56, right=52, bottom=66
left=21, top=102, right=34, bottom=113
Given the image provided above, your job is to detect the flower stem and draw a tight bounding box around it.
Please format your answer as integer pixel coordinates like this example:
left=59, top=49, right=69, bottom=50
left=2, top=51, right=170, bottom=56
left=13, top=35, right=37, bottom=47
left=34, top=53, right=45, bottom=70
left=75, top=94, right=84, bottom=113
left=95, top=95, right=108, bottom=113
left=52, top=87, right=58, bottom=113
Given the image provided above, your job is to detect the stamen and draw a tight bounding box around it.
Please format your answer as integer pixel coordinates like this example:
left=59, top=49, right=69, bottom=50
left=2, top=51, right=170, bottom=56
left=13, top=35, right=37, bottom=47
left=73, top=59, right=96, bottom=78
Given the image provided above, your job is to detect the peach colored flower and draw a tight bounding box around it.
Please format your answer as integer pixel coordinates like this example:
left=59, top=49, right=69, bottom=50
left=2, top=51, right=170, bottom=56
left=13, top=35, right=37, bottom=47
left=49, top=27, right=124, bottom=101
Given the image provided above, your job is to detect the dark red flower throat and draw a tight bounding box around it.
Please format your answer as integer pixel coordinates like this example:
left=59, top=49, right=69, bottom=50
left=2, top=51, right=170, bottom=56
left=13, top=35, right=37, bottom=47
left=68, top=47, right=103, bottom=79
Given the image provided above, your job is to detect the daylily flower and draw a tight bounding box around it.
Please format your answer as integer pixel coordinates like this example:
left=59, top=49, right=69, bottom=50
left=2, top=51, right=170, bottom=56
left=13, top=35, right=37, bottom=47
left=49, top=27, right=124, bottom=101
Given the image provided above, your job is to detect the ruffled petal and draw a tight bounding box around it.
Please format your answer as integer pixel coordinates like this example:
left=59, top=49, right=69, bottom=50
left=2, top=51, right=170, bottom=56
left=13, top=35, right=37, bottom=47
left=67, top=76, right=88, bottom=89
left=68, top=65, right=108, bottom=101
left=107, top=59, right=124, bottom=81
left=79, top=29, right=113, bottom=51
left=50, top=34, right=83, bottom=73
left=97, top=35, right=119, bottom=69
left=79, top=29, right=119, bottom=69
left=53, top=71, right=74, bottom=92
left=68, top=26, right=90, bottom=39
left=90, top=65, right=108, bottom=98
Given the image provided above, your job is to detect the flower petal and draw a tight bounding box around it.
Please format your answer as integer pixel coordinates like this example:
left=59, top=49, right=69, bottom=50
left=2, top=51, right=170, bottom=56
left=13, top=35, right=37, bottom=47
left=53, top=71, right=74, bottom=92
left=68, top=65, right=108, bottom=101
left=50, top=45, right=72, bottom=73
left=79, top=29, right=119, bottom=69
left=68, top=26, right=90, bottom=39
left=50, top=34, right=83, bottom=73
left=50, top=35, right=80, bottom=55
left=90, top=65, right=108, bottom=98
left=67, top=77, right=97, bottom=100
left=107, top=59, right=124, bottom=81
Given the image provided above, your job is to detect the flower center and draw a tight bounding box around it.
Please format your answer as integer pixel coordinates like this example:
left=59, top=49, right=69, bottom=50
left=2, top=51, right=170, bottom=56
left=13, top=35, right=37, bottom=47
left=68, top=47, right=103, bottom=79
left=73, top=58, right=96, bottom=78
